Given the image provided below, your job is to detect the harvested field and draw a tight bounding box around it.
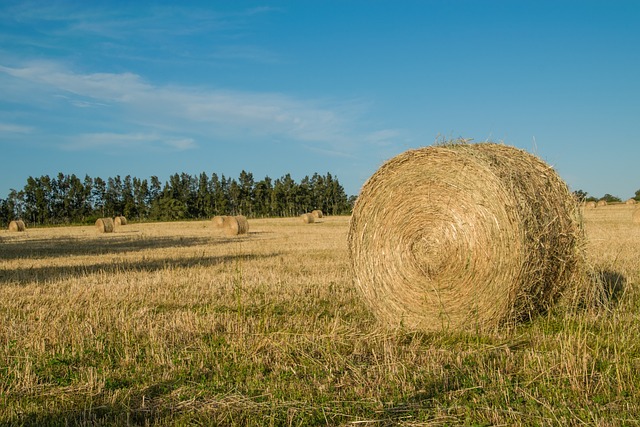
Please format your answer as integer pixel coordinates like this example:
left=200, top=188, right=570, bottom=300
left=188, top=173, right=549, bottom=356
left=1, top=208, right=639, bottom=425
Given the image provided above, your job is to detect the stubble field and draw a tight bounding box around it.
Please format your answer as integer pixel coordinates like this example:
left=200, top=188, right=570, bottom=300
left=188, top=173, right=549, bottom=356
left=1, top=205, right=640, bottom=426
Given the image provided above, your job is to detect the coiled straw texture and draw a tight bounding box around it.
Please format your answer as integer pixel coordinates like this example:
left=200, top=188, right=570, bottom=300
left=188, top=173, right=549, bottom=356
left=348, top=142, right=587, bottom=332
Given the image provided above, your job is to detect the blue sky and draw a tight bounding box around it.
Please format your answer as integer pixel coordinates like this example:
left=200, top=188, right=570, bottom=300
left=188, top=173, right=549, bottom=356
left=1, top=1, right=638, bottom=199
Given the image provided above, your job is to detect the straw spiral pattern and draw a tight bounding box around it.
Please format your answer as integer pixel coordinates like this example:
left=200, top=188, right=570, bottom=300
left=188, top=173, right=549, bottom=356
left=348, top=143, right=586, bottom=331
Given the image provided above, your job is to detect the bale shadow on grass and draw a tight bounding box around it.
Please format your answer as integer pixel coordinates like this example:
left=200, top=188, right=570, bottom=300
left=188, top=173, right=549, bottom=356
left=0, top=233, right=253, bottom=261
left=0, top=252, right=281, bottom=286
left=592, top=268, right=626, bottom=308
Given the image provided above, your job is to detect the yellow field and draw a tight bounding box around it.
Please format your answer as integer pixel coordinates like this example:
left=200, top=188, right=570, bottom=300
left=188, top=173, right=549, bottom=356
left=1, top=205, right=640, bottom=425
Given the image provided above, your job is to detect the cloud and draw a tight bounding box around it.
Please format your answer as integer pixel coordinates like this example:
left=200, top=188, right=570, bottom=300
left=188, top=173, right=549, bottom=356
left=0, top=60, right=405, bottom=155
left=0, top=123, right=33, bottom=134
left=62, top=132, right=196, bottom=152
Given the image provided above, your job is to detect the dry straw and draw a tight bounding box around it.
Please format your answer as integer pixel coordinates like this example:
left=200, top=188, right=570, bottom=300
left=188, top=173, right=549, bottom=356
left=311, top=209, right=324, bottom=219
left=348, top=141, right=588, bottom=332
left=300, top=213, right=315, bottom=224
left=633, top=208, right=640, bottom=224
left=212, top=215, right=228, bottom=228
left=222, top=215, right=249, bottom=236
left=626, top=198, right=637, bottom=205
left=95, top=217, right=115, bottom=233
left=8, top=220, right=26, bottom=232
left=114, top=216, right=127, bottom=226
left=596, top=200, right=608, bottom=207
left=584, top=201, right=597, bottom=209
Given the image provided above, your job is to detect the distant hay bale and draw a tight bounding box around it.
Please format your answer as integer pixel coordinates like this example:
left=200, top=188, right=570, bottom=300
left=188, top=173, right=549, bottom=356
left=633, top=208, right=640, bottom=224
left=222, top=215, right=249, bottom=236
left=311, top=209, right=324, bottom=219
left=95, top=217, right=115, bottom=233
left=212, top=215, right=228, bottom=228
left=625, top=198, right=637, bottom=205
left=584, top=201, right=597, bottom=209
left=300, top=213, right=315, bottom=224
left=596, top=200, right=608, bottom=207
left=8, top=220, right=26, bottom=232
left=114, top=216, right=127, bottom=226
left=348, top=142, right=588, bottom=332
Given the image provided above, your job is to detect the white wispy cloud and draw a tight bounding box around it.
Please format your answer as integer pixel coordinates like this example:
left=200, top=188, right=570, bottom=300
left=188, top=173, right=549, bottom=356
left=0, top=123, right=34, bottom=134
left=62, top=132, right=196, bottom=152
left=0, top=61, right=402, bottom=154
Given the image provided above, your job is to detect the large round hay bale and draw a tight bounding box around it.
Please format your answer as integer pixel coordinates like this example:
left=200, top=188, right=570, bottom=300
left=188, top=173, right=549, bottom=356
left=114, top=216, right=127, bottom=226
left=311, top=209, right=324, bottom=219
left=222, top=215, right=249, bottom=236
left=212, top=215, right=228, bottom=228
left=625, top=198, right=637, bottom=205
left=300, top=213, right=315, bottom=224
left=633, top=208, right=640, bottom=224
left=584, top=201, right=597, bottom=209
left=95, top=217, right=115, bottom=233
left=348, top=142, right=587, bottom=332
left=8, top=220, right=26, bottom=232
left=596, top=200, right=608, bottom=207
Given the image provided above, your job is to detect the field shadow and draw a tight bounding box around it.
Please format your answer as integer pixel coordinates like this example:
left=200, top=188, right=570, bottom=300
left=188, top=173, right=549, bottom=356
left=0, top=251, right=280, bottom=286
left=592, top=268, right=626, bottom=308
left=0, top=234, right=237, bottom=261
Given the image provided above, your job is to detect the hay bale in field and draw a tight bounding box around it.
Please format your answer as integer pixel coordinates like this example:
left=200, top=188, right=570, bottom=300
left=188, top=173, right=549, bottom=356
left=625, top=198, right=637, bottom=205
left=596, top=200, right=608, bottom=207
left=8, top=220, right=26, bottom=232
left=348, top=142, right=588, bottom=332
left=212, top=215, right=228, bottom=228
left=311, top=209, right=324, bottom=219
left=114, top=216, right=127, bottom=226
left=584, top=201, right=597, bottom=209
left=222, top=215, right=249, bottom=236
left=633, top=208, right=640, bottom=224
left=300, top=213, right=315, bottom=224
left=95, top=217, right=115, bottom=233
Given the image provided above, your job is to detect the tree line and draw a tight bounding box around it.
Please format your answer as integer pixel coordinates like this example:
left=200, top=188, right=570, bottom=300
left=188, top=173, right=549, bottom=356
left=573, top=189, right=640, bottom=204
left=0, top=171, right=355, bottom=227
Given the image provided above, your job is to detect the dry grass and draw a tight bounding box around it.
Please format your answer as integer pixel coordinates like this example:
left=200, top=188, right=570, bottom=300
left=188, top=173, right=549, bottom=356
left=1, top=207, right=639, bottom=426
left=300, top=213, right=315, bottom=224
left=348, top=143, right=587, bottom=332
left=95, top=218, right=115, bottom=233
left=8, top=220, right=26, bottom=232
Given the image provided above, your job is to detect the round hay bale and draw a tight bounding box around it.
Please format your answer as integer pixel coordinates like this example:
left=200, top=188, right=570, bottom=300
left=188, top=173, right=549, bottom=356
left=633, top=208, right=640, bottom=224
left=95, top=217, right=115, bottom=233
left=584, top=201, right=597, bottom=209
left=114, top=216, right=127, bottom=226
left=311, top=209, right=324, bottom=219
left=596, top=200, right=608, bottom=207
left=625, top=198, right=637, bottom=205
left=212, top=215, right=228, bottom=228
left=8, top=220, right=26, bottom=232
left=300, top=213, right=315, bottom=224
left=222, top=215, right=249, bottom=236
left=348, top=142, right=587, bottom=332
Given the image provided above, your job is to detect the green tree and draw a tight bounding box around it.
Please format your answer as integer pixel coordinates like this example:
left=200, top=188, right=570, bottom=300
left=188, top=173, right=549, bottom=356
left=601, top=194, right=621, bottom=203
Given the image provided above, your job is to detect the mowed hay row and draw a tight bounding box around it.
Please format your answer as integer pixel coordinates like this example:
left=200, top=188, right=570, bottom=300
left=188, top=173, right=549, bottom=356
left=95, top=217, right=115, bottom=233
left=222, top=215, right=249, bottom=236
left=311, top=209, right=324, bottom=219
left=300, top=213, right=315, bottom=224
left=8, top=220, right=26, bottom=232
left=114, top=216, right=127, bottom=226
left=348, top=142, right=589, bottom=332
